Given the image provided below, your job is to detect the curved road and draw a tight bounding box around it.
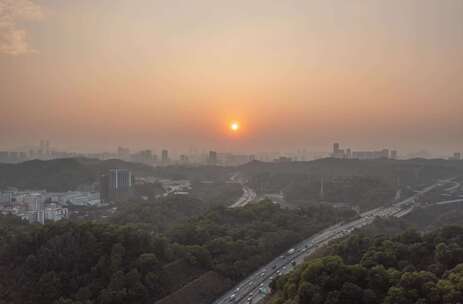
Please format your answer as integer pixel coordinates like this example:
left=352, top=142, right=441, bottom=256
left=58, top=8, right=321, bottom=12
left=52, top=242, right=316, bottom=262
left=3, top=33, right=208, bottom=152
left=229, top=173, right=257, bottom=208
left=230, top=186, right=257, bottom=208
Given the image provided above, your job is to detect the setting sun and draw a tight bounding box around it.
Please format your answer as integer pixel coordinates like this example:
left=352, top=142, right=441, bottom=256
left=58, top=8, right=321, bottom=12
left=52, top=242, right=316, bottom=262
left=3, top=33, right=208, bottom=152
left=230, top=122, right=240, bottom=132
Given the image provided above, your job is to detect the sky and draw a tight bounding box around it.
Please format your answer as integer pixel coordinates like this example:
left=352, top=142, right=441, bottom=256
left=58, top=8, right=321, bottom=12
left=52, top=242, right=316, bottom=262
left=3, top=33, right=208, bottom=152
left=0, top=0, right=462, bottom=155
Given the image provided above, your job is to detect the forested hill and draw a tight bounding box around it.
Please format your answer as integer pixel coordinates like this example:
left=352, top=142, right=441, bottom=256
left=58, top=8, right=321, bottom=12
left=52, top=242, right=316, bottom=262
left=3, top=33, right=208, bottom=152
left=0, top=158, right=155, bottom=191
left=2, top=157, right=461, bottom=192
left=237, top=158, right=463, bottom=211
left=269, top=225, right=463, bottom=304
left=240, top=158, right=463, bottom=181
left=0, top=201, right=356, bottom=304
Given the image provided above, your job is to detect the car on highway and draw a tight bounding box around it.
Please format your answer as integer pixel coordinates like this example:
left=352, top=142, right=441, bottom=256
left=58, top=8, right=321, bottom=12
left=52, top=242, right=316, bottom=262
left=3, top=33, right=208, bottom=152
left=213, top=181, right=448, bottom=304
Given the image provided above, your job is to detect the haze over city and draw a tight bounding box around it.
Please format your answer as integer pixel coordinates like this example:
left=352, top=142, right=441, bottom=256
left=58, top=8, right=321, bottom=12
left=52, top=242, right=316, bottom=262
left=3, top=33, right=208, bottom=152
left=1, top=0, right=463, bottom=155
left=3, top=2, right=463, bottom=304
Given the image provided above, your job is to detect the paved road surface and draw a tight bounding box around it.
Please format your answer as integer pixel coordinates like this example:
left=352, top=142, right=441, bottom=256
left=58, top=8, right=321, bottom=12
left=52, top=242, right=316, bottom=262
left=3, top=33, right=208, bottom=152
left=213, top=178, right=455, bottom=304
left=229, top=186, right=257, bottom=208
left=229, top=173, right=257, bottom=208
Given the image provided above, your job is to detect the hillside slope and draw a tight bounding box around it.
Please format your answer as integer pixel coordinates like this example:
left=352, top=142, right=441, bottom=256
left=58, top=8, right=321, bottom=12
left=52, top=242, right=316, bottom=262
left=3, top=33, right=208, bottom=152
left=0, top=158, right=155, bottom=191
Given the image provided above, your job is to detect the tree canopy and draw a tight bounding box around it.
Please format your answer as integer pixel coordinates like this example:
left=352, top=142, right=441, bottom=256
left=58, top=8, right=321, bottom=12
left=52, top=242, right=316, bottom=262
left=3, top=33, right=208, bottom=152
left=0, top=200, right=355, bottom=304
left=270, top=225, right=463, bottom=304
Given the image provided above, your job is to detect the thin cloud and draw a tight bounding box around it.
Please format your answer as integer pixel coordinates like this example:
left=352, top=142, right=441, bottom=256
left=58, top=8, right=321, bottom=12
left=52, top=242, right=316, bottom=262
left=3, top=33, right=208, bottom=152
left=0, top=0, right=43, bottom=55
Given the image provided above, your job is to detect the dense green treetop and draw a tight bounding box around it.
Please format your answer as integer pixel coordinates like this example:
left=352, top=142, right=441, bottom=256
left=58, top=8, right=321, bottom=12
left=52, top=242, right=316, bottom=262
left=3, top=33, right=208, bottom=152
left=270, top=225, right=463, bottom=304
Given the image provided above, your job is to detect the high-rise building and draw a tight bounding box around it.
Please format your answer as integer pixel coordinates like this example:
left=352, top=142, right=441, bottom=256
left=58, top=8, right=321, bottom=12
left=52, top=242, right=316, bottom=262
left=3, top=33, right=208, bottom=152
left=37, top=210, right=45, bottom=224
left=179, top=154, right=189, bottom=164
left=331, top=143, right=346, bottom=159
left=110, top=169, right=133, bottom=190
left=161, top=149, right=169, bottom=163
left=390, top=150, right=398, bottom=160
left=39, top=140, right=45, bottom=155
left=45, top=140, right=50, bottom=156
left=100, top=169, right=135, bottom=204
left=453, top=152, right=461, bottom=161
left=99, top=174, right=110, bottom=203
left=208, top=151, right=218, bottom=165
left=346, top=148, right=352, bottom=159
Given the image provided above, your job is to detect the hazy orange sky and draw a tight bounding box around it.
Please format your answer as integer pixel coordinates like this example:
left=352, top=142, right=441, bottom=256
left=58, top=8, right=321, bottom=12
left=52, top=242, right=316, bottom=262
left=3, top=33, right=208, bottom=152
left=1, top=0, right=462, bottom=154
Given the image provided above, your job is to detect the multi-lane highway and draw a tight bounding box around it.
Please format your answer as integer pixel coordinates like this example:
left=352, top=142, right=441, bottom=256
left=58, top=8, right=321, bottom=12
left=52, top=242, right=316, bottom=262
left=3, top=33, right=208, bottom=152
left=230, top=186, right=257, bottom=208
left=435, top=198, right=463, bottom=206
left=229, top=173, right=257, bottom=208
left=213, top=178, right=455, bottom=304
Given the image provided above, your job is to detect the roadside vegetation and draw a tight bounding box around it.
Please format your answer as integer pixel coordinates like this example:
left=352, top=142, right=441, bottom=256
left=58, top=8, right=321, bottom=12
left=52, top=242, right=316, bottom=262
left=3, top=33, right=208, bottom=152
left=269, top=225, right=463, bottom=304
left=0, top=200, right=356, bottom=304
left=243, top=158, right=463, bottom=211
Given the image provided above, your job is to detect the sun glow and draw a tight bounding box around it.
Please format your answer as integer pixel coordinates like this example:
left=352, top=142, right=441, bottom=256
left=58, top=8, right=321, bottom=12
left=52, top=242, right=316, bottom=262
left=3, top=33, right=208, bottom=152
left=230, top=121, right=240, bottom=132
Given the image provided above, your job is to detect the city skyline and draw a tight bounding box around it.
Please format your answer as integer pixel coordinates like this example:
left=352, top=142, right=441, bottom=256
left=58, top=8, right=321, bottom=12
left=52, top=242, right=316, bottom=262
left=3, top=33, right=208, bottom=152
left=0, top=142, right=461, bottom=164
left=2, top=2, right=463, bottom=304
left=1, top=0, right=463, bottom=154
left=1, top=138, right=461, bottom=163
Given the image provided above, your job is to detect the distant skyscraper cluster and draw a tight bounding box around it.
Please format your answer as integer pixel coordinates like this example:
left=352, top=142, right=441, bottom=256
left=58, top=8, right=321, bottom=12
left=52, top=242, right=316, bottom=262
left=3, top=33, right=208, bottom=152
left=0, top=140, right=52, bottom=163
left=331, top=143, right=398, bottom=160
left=39, top=140, right=50, bottom=156
left=0, top=140, right=79, bottom=163
left=450, top=152, right=461, bottom=161
left=30, top=139, right=52, bottom=159
left=0, top=141, right=256, bottom=166
left=1, top=139, right=461, bottom=166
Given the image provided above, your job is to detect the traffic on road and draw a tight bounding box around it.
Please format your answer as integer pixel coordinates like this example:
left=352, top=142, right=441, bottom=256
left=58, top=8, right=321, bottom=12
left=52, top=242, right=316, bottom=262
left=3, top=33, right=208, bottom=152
left=213, top=178, right=455, bottom=304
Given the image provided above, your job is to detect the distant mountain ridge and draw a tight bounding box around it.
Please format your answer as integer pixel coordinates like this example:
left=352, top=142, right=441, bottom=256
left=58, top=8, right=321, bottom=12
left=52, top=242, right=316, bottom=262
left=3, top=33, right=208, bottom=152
left=0, top=157, right=156, bottom=191
left=239, top=158, right=463, bottom=181
left=1, top=157, right=462, bottom=192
